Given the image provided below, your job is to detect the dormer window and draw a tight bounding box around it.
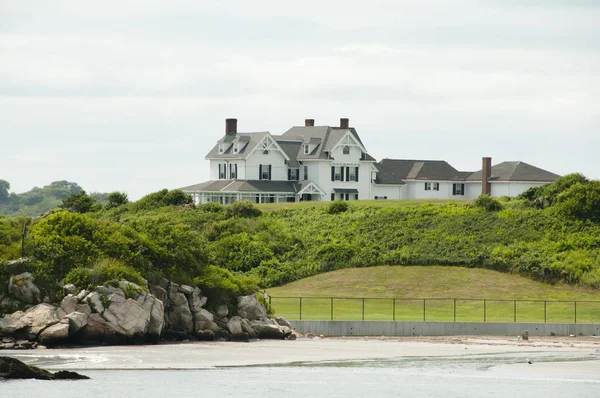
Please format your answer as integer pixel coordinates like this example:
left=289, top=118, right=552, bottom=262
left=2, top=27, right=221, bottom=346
left=218, top=143, right=225, bottom=154
left=233, top=144, right=238, bottom=154
left=304, top=144, right=310, bottom=155
left=343, top=145, right=350, bottom=155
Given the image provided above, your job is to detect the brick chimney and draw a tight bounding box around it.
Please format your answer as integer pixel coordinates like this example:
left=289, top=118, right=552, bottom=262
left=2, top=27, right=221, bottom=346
left=340, top=118, right=349, bottom=129
left=482, top=157, right=492, bottom=195
left=225, top=118, right=237, bottom=136
left=305, top=119, right=315, bottom=127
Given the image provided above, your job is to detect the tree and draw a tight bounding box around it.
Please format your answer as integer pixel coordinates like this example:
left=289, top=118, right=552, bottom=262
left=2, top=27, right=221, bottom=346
left=556, top=181, right=600, bottom=223
left=0, top=179, right=10, bottom=203
left=106, top=191, right=129, bottom=209
left=59, top=190, right=101, bottom=213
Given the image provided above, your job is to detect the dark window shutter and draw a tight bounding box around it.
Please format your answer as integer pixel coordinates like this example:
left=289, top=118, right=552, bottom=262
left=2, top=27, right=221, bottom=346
left=268, top=165, right=272, bottom=180
left=341, top=167, right=344, bottom=181
left=461, top=184, right=465, bottom=195
left=355, top=167, right=359, bottom=182
left=259, top=165, right=263, bottom=180
left=346, top=167, right=350, bottom=182
left=331, top=166, right=335, bottom=181
left=288, top=169, right=291, bottom=180
left=331, top=193, right=335, bottom=201
left=452, top=184, right=456, bottom=195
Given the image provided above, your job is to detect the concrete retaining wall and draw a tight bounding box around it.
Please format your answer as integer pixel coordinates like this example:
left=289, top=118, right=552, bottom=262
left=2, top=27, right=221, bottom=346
left=291, top=321, right=600, bottom=337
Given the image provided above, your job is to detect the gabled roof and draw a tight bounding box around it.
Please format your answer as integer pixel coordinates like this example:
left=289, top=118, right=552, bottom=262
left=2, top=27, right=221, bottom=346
left=375, top=159, right=462, bottom=184
left=467, top=161, right=560, bottom=182
left=205, top=132, right=269, bottom=159
left=274, top=140, right=302, bottom=167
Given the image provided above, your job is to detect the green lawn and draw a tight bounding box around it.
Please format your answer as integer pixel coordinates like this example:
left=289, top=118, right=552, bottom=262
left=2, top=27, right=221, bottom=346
left=267, top=266, right=600, bottom=323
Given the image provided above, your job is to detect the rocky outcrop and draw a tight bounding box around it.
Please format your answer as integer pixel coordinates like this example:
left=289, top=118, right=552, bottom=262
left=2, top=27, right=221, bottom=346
left=8, top=272, right=41, bottom=304
left=0, top=276, right=292, bottom=346
left=0, top=356, right=89, bottom=380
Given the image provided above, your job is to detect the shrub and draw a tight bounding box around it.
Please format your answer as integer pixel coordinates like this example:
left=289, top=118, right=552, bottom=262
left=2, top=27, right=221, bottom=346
left=555, top=181, right=600, bottom=223
left=226, top=200, right=262, bottom=218
left=473, top=195, right=503, bottom=212
left=326, top=200, right=349, bottom=214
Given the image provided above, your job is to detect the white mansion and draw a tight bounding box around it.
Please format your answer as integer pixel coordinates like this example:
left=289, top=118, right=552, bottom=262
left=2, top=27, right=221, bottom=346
left=181, top=118, right=559, bottom=204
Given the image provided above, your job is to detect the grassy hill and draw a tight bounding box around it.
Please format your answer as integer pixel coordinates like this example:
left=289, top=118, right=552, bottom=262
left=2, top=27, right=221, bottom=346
left=267, top=266, right=600, bottom=322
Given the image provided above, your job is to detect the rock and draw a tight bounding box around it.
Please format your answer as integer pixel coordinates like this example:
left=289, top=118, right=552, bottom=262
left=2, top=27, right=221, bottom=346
left=216, top=303, right=229, bottom=318
left=305, top=333, right=316, bottom=339
left=84, top=292, right=105, bottom=314
left=231, top=332, right=250, bottom=342
left=170, top=292, right=188, bottom=307
left=169, top=283, right=180, bottom=299
left=227, top=316, right=244, bottom=335
left=0, top=311, right=25, bottom=335
left=76, top=303, right=92, bottom=316
left=240, top=318, right=257, bottom=338
left=0, top=356, right=89, bottom=380
left=158, top=278, right=170, bottom=291
left=61, top=294, right=78, bottom=315
left=15, top=340, right=34, bottom=349
left=249, top=322, right=285, bottom=339
left=65, top=311, right=88, bottom=334
left=150, top=285, right=168, bottom=304
left=137, top=291, right=164, bottom=337
left=39, top=320, right=69, bottom=344
left=76, top=289, right=89, bottom=302
left=192, top=308, right=214, bottom=332
left=0, top=343, right=15, bottom=349
left=188, top=288, right=207, bottom=313
left=286, top=333, right=297, bottom=340
left=80, top=314, right=119, bottom=344
left=196, top=329, right=214, bottom=341
left=97, top=285, right=125, bottom=298
left=102, top=294, right=150, bottom=337
left=63, top=284, right=77, bottom=294
left=276, top=317, right=293, bottom=329
left=179, top=285, right=194, bottom=295
left=8, top=272, right=41, bottom=304
left=238, top=295, right=267, bottom=320
left=19, top=304, right=61, bottom=336
left=521, top=330, right=529, bottom=341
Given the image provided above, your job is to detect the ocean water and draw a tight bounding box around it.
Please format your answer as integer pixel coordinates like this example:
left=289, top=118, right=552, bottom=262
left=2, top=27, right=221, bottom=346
left=2, top=340, right=600, bottom=397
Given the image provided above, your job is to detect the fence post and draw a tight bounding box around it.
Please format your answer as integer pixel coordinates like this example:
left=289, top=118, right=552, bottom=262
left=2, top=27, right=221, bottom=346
left=331, top=298, right=334, bottom=321
left=544, top=301, right=547, bottom=323
left=574, top=301, right=577, bottom=324
left=362, top=298, right=365, bottom=321
left=483, top=299, right=486, bottom=323
left=393, top=298, right=396, bottom=321
left=423, top=299, right=426, bottom=322
left=453, top=298, right=456, bottom=322
left=514, top=300, right=517, bottom=323
left=299, top=297, right=302, bottom=321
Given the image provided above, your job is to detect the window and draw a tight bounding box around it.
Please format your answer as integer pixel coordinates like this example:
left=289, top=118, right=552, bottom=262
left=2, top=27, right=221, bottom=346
left=343, top=145, right=350, bottom=155
left=374, top=196, right=388, bottom=200
left=333, top=166, right=342, bottom=181
left=218, top=164, right=226, bottom=179
left=229, top=164, right=237, bottom=179
left=259, top=164, right=271, bottom=180
left=453, top=183, right=465, bottom=196
left=433, top=182, right=440, bottom=191
left=304, top=144, right=310, bottom=155
left=354, top=193, right=359, bottom=200
left=288, top=168, right=299, bottom=181
left=304, top=165, right=308, bottom=180
left=218, top=143, right=225, bottom=154
left=233, top=144, right=238, bottom=154
left=424, top=182, right=431, bottom=191
left=348, top=167, right=357, bottom=182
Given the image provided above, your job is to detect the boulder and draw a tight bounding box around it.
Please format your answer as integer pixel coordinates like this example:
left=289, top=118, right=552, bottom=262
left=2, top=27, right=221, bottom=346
left=226, top=316, right=244, bottom=335
left=188, top=288, right=207, bottom=313
left=8, top=272, right=41, bottom=304
left=167, top=298, right=193, bottom=333
left=63, top=284, right=77, bottom=294
left=39, top=320, right=69, bottom=344
left=0, top=311, right=25, bottom=335
left=238, top=295, right=267, bottom=320
left=240, top=318, right=257, bottom=338
left=276, top=317, right=293, bottom=329
left=137, top=291, right=164, bottom=337
left=65, top=312, right=88, bottom=334
left=150, top=285, right=168, bottom=304
left=158, top=278, right=170, bottom=291
left=170, top=292, right=188, bottom=307
left=216, top=303, right=229, bottom=318
left=19, top=304, right=61, bottom=336
left=84, top=292, right=105, bottom=314
left=76, top=289, right=89, bottom=303
left=60, top=295, right=78, bottom=315
left=75, top=303, right=92, bottom=316
left=522, top=330, right=529, bottom=341
left=179, top=285, right=194, bottom=295
left=169, top=283, right=180, bottom=299
left=97, top=285, right=125, bottom=298
left=102, top=294, right=149, bottom=337
left=81, top=314, right=119, bottom=343
left=249, top=320, right=287, bottom=339
left=196, top=329, right=214, bottom=341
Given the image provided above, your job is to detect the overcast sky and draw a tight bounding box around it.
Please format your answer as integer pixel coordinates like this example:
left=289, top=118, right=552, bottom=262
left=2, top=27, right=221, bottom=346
left=1, top=0, right=598, bottom=199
